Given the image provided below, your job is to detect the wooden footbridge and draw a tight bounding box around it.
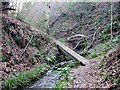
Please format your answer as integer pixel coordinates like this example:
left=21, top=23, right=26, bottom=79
left=53, top=39, right=88, bottom=65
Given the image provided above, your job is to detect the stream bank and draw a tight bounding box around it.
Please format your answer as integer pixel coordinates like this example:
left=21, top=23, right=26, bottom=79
left=26, top=60, right=82, bottom=89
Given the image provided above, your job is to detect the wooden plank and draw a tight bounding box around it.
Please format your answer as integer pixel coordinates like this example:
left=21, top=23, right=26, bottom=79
left=54, top=39, right=89, bottom=65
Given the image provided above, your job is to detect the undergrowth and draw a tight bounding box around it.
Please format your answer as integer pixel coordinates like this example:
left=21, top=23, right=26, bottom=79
left=54, top=61, right=80, bottom=89
left=81, top=42, right=111, bottom=59
left=54, top=65, right=72, bottom=89
left=2, top=64, right=49, bottom=90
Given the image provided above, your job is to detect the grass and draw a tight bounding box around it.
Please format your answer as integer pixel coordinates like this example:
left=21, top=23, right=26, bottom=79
left=87, top=42, right=110, bottom=58
left=2, top=64, right=49, bottom=90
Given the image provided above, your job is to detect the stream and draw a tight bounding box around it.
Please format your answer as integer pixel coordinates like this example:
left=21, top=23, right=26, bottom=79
left=27, top=60, right=79, bottom=88
left=29, top=70, right=62, bottom=88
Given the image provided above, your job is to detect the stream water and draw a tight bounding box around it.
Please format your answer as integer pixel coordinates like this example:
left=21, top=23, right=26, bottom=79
left=29, top=70, right=62, bottom=88
left=28, top=60, right=77, bottom=88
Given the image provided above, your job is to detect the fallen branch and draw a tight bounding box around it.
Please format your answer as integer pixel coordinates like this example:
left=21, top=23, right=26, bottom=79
left=21, top=35, right=33, bottom=56
left=67, top=34, right=88, bottom=41
left=84, top=23, right=107, bottom=51
left=73, top=40, right=83, bottom=50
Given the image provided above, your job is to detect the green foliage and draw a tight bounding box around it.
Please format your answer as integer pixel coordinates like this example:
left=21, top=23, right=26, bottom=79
left=112, top=36, right=120, bottom=44
left=112, top=21, right=120, bottom=29
left=59, top=38, right=65, bottom=43
left=33, top=47, right=45, bottom=62
left=99, top=20, right=120, bottom=43
left=61, top=65, right=70, bottom=75
left=113, top=15, right=119, bottom=21
left=111, top=77, right=120, bottom=84
left=89, top=49, right=98, bottom=58
left=46, top=54, right=56, bottom=64
left=31, top=57, right=37, bottom=65
left=54, top=80, right=68, bottom=89
left=54, top=65, right=73, bottom=89
left=103, top=72, right=111, bottom=81
left=3, top=64, right=49, bottom=90
left=32, top=47, right=57, bottom=65
left=87, top=43, right=110, bottom=58
left=99, top=28, right=110, bottom=42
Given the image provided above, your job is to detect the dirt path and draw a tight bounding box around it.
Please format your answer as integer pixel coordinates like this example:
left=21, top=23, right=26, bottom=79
left=69, top=59, right=108, bottom=88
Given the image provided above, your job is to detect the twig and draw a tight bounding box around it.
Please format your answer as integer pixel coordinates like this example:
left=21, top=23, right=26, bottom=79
left=21, top=35, right=33, bottom=56
left=84, top=23, right=107, bottom=51
left=73, top=40, right=82, bottom=50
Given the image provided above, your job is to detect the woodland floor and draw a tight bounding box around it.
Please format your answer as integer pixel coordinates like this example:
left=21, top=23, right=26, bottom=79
left=69, top=58, right=111, bottom=88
